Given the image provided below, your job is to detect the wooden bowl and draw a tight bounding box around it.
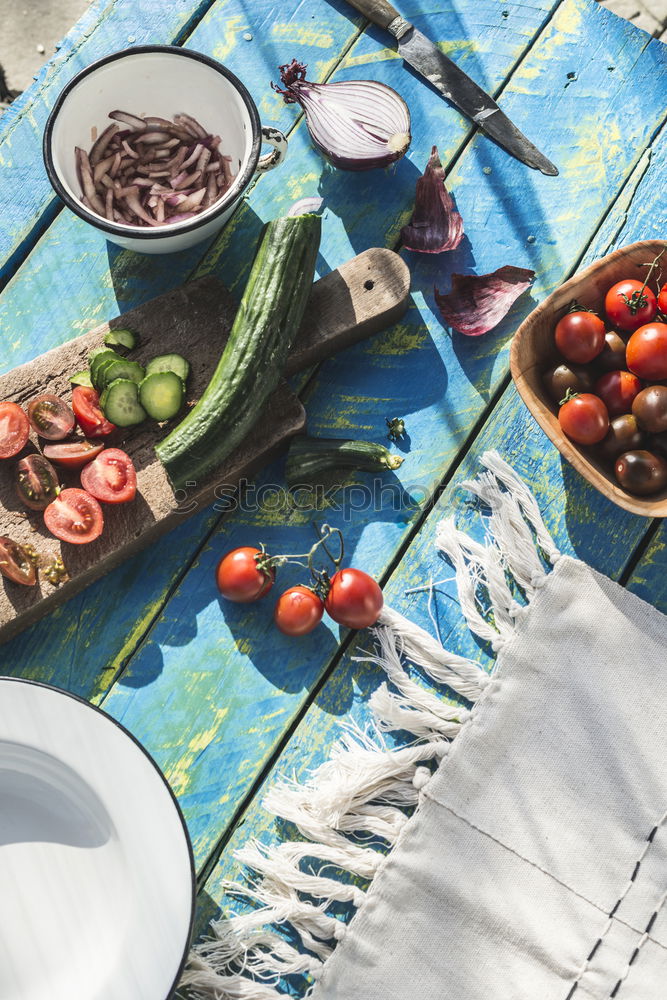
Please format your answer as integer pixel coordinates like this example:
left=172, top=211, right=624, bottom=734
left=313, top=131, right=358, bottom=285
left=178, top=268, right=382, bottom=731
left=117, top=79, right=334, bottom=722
left=510, top=239, right=667, bottom=517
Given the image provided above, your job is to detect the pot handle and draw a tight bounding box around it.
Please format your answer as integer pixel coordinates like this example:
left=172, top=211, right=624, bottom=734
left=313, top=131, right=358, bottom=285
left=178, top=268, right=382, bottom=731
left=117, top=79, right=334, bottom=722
left=257, top=126, right=288, bottom=173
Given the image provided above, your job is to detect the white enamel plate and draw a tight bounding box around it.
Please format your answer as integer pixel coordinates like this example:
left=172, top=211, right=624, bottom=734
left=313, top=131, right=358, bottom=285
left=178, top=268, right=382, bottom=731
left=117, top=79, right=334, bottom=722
left=0, top=677, right=195, bottom=1000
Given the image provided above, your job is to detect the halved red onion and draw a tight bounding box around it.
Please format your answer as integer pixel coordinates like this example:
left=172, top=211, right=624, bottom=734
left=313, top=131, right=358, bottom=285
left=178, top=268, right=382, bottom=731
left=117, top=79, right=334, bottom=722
left=273, top=59, right=410, bottom=171
left=434, top=266, right=535, bottom=336
left=401, top=145, right=464, bottom=254
left=74, top=109, right=238, bottom=228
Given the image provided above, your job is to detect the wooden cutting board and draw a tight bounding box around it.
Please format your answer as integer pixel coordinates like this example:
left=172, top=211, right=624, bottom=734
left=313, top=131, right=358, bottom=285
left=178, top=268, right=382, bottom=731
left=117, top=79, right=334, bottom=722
left=0, top=248, right=410, bottom=642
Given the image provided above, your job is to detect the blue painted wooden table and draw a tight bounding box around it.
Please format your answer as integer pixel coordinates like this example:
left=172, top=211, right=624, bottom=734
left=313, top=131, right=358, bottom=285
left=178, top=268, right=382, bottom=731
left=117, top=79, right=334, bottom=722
left=1, top=0, right=666, bottom=989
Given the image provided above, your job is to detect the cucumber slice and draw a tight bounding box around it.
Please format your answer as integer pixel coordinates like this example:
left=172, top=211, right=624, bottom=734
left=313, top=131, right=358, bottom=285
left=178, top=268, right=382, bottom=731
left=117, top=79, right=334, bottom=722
left=90, top=349, right=121, bottom=386
left=100, top=359, right=145, bottom=389
left=100, top=379, right=147, bottom=427
left=69, top=370, right=93, bottom=387
left=104, top=327, right=138, bottom=351
left=145, top=353, right=190, bottom=382
left=139, top=371, right=185, bottom=421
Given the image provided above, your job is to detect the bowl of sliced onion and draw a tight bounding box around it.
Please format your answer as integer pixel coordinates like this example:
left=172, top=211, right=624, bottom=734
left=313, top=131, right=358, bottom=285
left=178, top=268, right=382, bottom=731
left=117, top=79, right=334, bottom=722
left=43, top=46, right=288, bottom=254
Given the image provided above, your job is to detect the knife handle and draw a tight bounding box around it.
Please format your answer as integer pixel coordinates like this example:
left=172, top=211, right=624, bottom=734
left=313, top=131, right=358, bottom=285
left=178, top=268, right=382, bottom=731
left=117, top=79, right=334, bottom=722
left=346, top=0, right=404, bottom=32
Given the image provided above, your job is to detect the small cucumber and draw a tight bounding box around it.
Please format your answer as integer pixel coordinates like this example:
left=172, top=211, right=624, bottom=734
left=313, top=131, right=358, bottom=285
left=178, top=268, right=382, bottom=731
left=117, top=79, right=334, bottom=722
left=90, top=349, right=122, bottom=386
left=100, top=359, right=145, bottom=388
left=139, top=371, right=185, bottom=421
left=104, top=327, right=138, bottom=351
left=286, top=437, right=404, bottom=486
left=100, top=379, right=147, bottom=427
left=70, top=370, right=93, bottom=387
left=145, top=353, right=190, bottom=382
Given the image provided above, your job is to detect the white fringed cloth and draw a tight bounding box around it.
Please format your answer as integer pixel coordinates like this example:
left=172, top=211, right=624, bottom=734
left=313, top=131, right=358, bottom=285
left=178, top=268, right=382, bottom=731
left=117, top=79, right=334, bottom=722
left=183, top=453, right=667, bottom=1000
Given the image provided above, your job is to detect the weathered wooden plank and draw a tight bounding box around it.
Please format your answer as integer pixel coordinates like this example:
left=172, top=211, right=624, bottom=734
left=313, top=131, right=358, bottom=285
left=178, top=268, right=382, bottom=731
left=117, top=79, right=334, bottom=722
left=96, top=0, right=667, bottom=873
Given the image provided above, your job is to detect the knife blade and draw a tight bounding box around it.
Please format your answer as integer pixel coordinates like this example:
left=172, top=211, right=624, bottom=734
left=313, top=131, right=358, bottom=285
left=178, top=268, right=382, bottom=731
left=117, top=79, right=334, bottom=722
left=345, top=0, right=558, bottom=176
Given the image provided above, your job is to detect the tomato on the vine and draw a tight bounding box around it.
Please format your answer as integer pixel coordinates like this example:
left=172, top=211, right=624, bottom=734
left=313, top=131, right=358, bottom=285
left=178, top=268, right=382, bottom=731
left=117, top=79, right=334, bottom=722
left=593, top=370, right=642, bottom=418
left=554, top=311, right=605, bottom=364
left=626, top=323, right=667, bottom=381
left=274, top=586, right=324, bottom=636
left=558, top=393, right=609, bottom=445
left=216, top=546, right=275, bottom=602
left=325, top=568, right=383, bottom=629
left=605, top=279, right=657, bottom=332
left=658, top=282, right=667, bottom=315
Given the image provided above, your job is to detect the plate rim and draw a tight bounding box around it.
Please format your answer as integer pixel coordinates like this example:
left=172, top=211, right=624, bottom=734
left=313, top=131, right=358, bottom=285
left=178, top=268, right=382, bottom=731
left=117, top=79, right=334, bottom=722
left=0, top=674, right=196, bottom=1000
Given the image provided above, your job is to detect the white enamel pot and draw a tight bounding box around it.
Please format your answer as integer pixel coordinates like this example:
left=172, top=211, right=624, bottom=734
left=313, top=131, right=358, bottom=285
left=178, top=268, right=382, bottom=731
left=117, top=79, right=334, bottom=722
left=43, top=46, right=288, bottom=254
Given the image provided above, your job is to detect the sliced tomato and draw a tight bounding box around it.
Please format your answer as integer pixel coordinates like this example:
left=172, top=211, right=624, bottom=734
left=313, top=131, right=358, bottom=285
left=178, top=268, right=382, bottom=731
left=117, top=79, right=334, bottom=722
left=44, top=488, right=104, bottom=544
left=80, top=448, right=136, bottom=504
left=0, top=536, right=36, bottom=586
left=27, top=394, right=75, bottom=440
left=0, top=402, right=29, bottom=459
left=43, top=439, right=105, bottom=470
left=72, top=385, right=116, bottom=437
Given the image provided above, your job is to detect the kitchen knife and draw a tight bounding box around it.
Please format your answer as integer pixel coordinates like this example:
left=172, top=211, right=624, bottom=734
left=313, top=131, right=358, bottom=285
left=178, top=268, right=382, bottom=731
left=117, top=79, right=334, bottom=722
left=345, top=0, right=558, bottom=176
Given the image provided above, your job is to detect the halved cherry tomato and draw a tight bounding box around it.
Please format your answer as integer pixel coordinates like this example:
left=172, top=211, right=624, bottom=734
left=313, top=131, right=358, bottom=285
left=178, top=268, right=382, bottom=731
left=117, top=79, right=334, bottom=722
left=216, top=546, right=275, bottom=602
left=16, top=454, right=60, bottom=511
left=605, top=279, right=657, bottom=332
left=0, top=401, right=29, bottom=459
left=325, top=568, right=384, bottom=629
left=27, top=394, right=75, bottom=440
left=80, top=448, right=136, bottom=504
left=43, top=488, right=104, bottom=544
left=558, top=393, right=609, bottom=445
left=274, top=586, right=324, bottom=636
left=626, top=323, right=667, bottom=381
left=0, top=536, right=36, bottom=586
left=554, top=311, right=605, bottom=364
left=43, top=439, right=104, bottom=470
left=71, top=385, right=116, bottom=437
left=658, top=282, right=667, bottom=315
left=593, top=370, right=642, bottom=418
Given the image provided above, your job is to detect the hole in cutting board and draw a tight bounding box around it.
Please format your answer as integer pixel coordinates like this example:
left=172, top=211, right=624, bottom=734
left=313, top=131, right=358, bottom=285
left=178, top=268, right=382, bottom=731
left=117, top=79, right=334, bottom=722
left=364, top=279, right=374, bottom=290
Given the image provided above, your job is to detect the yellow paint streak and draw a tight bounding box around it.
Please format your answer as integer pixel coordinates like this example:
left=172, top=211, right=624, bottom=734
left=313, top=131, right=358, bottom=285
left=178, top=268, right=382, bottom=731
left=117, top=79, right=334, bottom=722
left=567, top=114, right=622, bottom=189
left=344, top=47, right=398, bottom=68
left=212, top=15, right=246, bottom=62
left=166, top=706, right=229, bottom=796
left=371, top=322, right=428, bottom=356
left=272, top=23, right=334, bottom=49
left=91, top=604, right=165, bottom=703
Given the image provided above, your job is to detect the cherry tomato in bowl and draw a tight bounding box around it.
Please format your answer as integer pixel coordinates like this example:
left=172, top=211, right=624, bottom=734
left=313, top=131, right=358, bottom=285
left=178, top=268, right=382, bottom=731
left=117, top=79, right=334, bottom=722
left=27, top=394, right=75, bottom=440
left=80, top=448, right=136, bottom=504
left=554, top=311, right=605, bottom=364
left=43, top=439, right=104, bottom=469
left=71, top=385, right=116, bottom=437
left=16, top=454, right=60, bottom=510
left=0, top=536, right=36, bottom=586
left=44, top=488, right=104, bottom=544
left=325, top=568, right=383, bottom=629
left=593, top=370, right=642, bottom=417
left=0, top=401, right=30, bottom=459
left=274, top=586, right=324, bottom=636
left=558, top=393, right=609, bottom=445
left=216, top=547, right=275, bottom=602
left=658, top=282, right=667, bottom=315
left=605, top=279, right=657, bottom=332
left=626, top=323, right=667, bottom=381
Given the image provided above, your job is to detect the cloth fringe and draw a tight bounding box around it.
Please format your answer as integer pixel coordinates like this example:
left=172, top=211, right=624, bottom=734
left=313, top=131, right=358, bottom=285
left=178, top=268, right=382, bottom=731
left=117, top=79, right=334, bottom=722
left=183, top=452, right=559, bottom=998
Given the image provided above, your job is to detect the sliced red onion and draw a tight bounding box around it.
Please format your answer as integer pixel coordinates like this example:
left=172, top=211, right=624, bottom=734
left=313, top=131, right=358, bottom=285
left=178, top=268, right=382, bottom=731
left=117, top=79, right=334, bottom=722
left=75, top=109, right=237, bottom=228
left=109, top=110, right=146, bottom=130
left=401, top=145, right=464, bottom=254
left=287, top=196, right=323, bottom=217
left=273, top=59, right=410, bottom=171
left=434, top=266, right=535, bottom=336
